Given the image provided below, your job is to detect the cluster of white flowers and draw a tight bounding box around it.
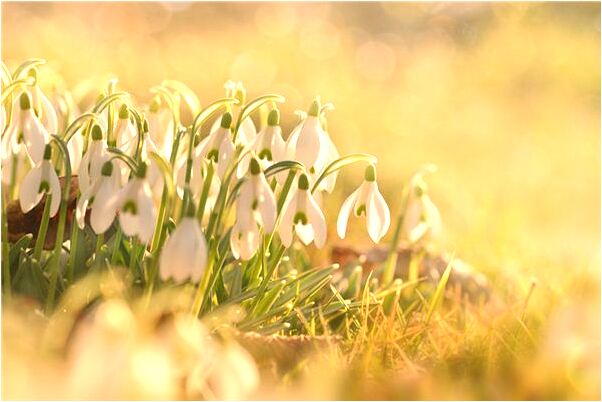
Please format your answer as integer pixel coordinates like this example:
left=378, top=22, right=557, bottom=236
left=3, top=65, right=443, bottom=288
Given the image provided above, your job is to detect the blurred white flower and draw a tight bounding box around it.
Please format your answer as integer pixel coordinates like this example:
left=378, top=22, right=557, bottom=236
left=401, top=180, right=442, bottom=244
left=5, top=92, right=50, bottom=164
left=337, top=165, right=390, bottom=243
left=147, top=97, right=175, bottom=159
left=210, top=81, right=257, bottom=146
left=278, top=173, right=327, bottom=248
left=115, top=105, right=138, bottom=156
left=230, top=158, right=277, bottom=260
left=19, top=144, right=60, bottom=217
left=198, top=112, right=236, bottom=178
left=159, top=215, right=207, bottom=283
left=204, top=342, right=259, bottom=401
left=78, top=124, right=110, bottom=195
left=112, top=163, right=157, bottom=242
left=286, top=99, right=339, bottom=192
left=75, top=160, right=121, bottom=233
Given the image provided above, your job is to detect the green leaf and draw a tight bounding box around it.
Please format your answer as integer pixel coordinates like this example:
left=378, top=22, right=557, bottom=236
left=93, top=92, right=130, bottom=114
left=238, top=94, right=285, bottom=129
left=12, top=58, right=46, bottom=80
left=162, top=80, right=201, bottom=116
left=425, top=253, right=454, bottom=324
left=191, top=97, right=239, bottom=135
left=148, top=151, right=175, bottom=201
left=264, top=160, right=306, bottom=178
left=0, top=78, right=35, bottom=104
left=311, top=153, right=378, bottom=193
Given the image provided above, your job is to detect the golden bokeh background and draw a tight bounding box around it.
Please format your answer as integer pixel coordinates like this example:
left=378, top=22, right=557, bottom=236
left=3, top=0, right=601, bottom=342
left=2, top=2, right=600, bottom=399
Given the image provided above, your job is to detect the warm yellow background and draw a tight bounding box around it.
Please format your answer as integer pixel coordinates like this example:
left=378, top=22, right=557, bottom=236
left=2, top=2, right=600, bottom=291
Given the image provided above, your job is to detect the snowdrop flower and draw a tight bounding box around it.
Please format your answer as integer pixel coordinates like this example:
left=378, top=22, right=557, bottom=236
left=4, top=93, right=50, bottom=164
left=337, top=165, right=390, bottom=243
left=75, top=160, right=121, bottom=234
left=236, top=108, right=286, bottom=179
left=160, top=206, right=207, bottom=284
left=278, top=173, right=327, bottom=248
left=286, top=99, right=340, bottom=192
left=78, top=123, right=110, bottom=194
left=198, top=113, right=236, bottom=178
left=113, top=162, right=157, bottom=242
left=175, top=145, right=220, bottom=203
left=24, top=69, right=59, bottom=135
left=230, top=158, right=277, bottom=260
left=19, top=144, right=61, bottom=217
left=147, top=97, right=175, bottom=159
left=401, top=179, right=442, bottom=244
left=210, top=81, right=256, bottom=146
left=115, top=105, right=138, bottom=156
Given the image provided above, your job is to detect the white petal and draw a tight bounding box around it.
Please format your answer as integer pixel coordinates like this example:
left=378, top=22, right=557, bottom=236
left=135, top=184, right=157, bottom=243
left=46, top=165, right=62, bottom=217
left=229, top=225, right=241, bottom=260
left=19, top=164, right=43, bottom=213
left=295, top=116, right=322, bottom=168
left=37, top=87, right=58, bottom=134
left=305, top=191, right=327, bottom=248
left=270, top=126, right=286, bottom=162
left=217, top=137, right=235, bottom=178
left=366, top=182, right=391, bottom=243
left=238, top=116, right=257, bottom=145
left=336, top=188, right=360, bottom=239
left=23, top=112, right=48, bottom=163
left=90, top=180, right=119, bottom=234
left=257, top=174, right=277, bottom=233
left=277, top=192, right=297, bottom=247
left=295, top=223, right=315, bottom=246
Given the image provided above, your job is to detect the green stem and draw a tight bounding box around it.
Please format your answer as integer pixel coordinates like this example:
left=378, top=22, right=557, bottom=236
left=66, top=223, right=79, bottom=284
left=33, top=194, right=53, bottom=262
left=382, top=184, right=409, bottom=287
left=277, top=171, right=296, bottom=213
left=196, top=162, right=215, bottom=221
left=46, top=183, right=71, bottom=312
left=110, top=228, right=123, bottom=265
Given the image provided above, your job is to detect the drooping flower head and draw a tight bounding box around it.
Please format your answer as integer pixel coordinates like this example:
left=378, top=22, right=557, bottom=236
left=401, top=166, right=442, bottom=245
left=76, top=160, right=121, bottom=234
left=19, top=144, right=61, bottom=217
left=230, top=158, right=277, bottom=260
left=278, top=173, right=327, bottom=248
left=337, top=164, right=391, bottom=243
left=160, top=204, right=208, bottom=284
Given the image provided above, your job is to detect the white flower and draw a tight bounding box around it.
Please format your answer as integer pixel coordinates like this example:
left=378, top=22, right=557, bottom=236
left=78, top=124, right=110, bottom=195
left=160, top=215, right=207, bottom=283
left=5, top=93, right=50, bottom=164
left=198, top=112, right=236, bottom=178
left=175, top=147, right=220, bottom=203
left=147, top=97, right=174, bottom=159
left=278, top=173, right=327, bottom=248
left=115, top=105, right=138, bottom=157
left=210, top=81, right=257, bottom=146
left=19, top=144, right=61, bottom=217
left=236, top=108, right=287, bottom=178
left=111, top=163, right=157, bottom=242
left=75, top=160, right=121, bottom=233
left=286, top=99, right=340, bottom=192
left=30, top=83, right=59, bottom=135
left=337, top=165, right=390, bottom=243
left=230, top=158, right=277, bottom=260
left=401, top=179, right=442, bottom=244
